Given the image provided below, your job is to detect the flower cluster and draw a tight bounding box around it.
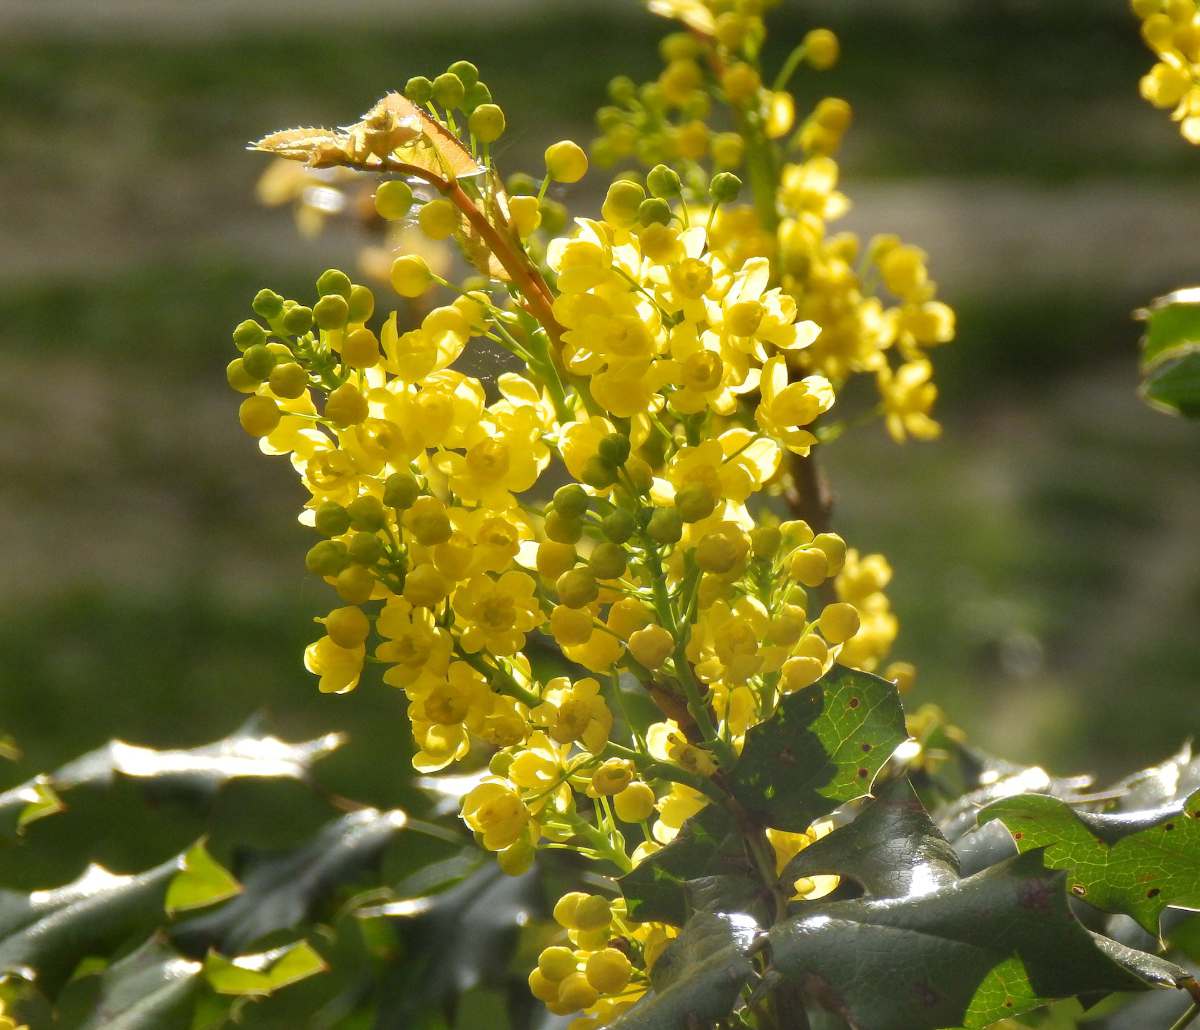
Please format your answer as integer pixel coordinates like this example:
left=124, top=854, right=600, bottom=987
left=589, top=2, right=955, bottom=440
left=236, top=12, right=936, bottom=1024
left=1133, top=0, right=1200, bottom=143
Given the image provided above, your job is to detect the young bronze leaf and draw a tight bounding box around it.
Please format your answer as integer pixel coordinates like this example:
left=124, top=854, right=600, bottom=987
left=360, top=93, right=483, bottom=180
left=248, top=127, right=348, bottom=168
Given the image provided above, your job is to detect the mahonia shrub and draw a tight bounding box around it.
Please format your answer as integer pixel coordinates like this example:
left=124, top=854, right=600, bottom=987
left=205, top=2, right=1200, bottom=1028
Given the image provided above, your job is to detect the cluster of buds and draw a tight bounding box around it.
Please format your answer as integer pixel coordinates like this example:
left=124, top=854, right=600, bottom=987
left=1133, top=0, right=1200, bottom=142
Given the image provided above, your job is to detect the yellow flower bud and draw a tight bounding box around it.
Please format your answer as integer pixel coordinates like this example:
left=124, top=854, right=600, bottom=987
left=628, top=624, right=674, bottom=669
left=607, top=597, right=654, bottom=639
left=573, top=894, right=612, bottom=931
left=404, top=496, right=453, bottom=546
left=509, top=195, right=542, bottom=238
left=268, top=362, right=308, bottom=399
left=468, top=102, right=506, bottom=142
left=721, top=62, right=761, bottom=106
left=614, top=781, right=656, bottom=823
left=325, top=383, right=369, bottom=427
left=818, top=601, right=861, bottom=644
left=497, top=836, right=534, bottom=876
left=335, top=564, right=375, bottom=604
left=238, top=395, right=281, bottom=437
left=375, top=179, right=414, bottom=221
left=553, top=891, right=588, bottom=929
left=341, top=328, right=380, bottom=369
left=789, top=547, right=828, bottom=587
left=226, top=358, right=258, bottom=394
left=591, top=758, right=635, bottom=796
left=538, top=945, right=578, bottom=982
left=557, top=972, right=599, bottom=1012
left=390, top=254, right=434, bottom=298
left=556, top=568, right=599, bottom=608
left=528, top=968, right=560, bottom=1003
left=550, top=604, right=594, bottom=646
left=418, top=198, right=458, bottom=240
left=803, top=28, right=840, bottom=70
left=812, top=533, right=847, bottom=576
left=537, top=541, right=578, bottom=580
left=586, top=948, right=632, bottom=994
left=781, top=655, right=823, bottom=693
left=545, top=140, right=589, bottom=183
left=322, top=606, right=370, bottom=648
left=403, top=563, right=449, bottom=608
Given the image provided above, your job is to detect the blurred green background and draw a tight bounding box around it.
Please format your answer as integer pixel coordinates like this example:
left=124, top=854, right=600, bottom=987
left=1, top=0, right=1198, bottom=890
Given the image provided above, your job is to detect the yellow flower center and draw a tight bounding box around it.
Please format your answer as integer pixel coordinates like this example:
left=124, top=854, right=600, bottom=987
left=726, top=300, right=764, bottom=337
left=682, top=350, right=724, bottom=391
left=467, top=438, right=511, bottom=481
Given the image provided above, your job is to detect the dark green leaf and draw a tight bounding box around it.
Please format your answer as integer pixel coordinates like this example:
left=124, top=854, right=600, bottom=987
left=172, top=807, right=407, bottom=954
left=765, top=852, right=1148, bottom=1030
left=1111, top=742, right=1200, bottom=811
left=1142, top=349, right=1200, bottom=418
left=980, top=788, right=1200, bottom=934
left=729, top=665, right=907, bottom=833
left=781, top=777, right=958, bottom=898
left=611, top=910, right=758, bottom=1030
left=1139, top=289, right=1200, bottom=368
left=1088, top=932, right=1196, bottom=991
left=619, top=806, right=755, bottom=926
left=76, top=936, right=202, bottom=1030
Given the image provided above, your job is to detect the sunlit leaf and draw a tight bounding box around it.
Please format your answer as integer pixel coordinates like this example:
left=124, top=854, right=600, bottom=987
left=165, top=842, right=241, bottom=917
left=203, top=941, right=326, bottom=997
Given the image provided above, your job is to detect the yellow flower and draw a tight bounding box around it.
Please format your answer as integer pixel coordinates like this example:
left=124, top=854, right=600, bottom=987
left=877, top=360, right=940, bottom=442
left=375, top=597, right=452, bottom=688
left=756, top=355, right=834, bottom=455
left=303, top=635, right=365, bottom=694
left=766, top=821, right=840, bottom=900
left=538, top=677, right=614, bottom=753
left=462, top=779, right=530, bottom=851
left=453, top=571, right=544, bottom=656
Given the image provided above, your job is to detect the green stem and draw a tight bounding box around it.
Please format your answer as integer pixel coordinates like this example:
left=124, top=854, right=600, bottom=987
left=735, top=109, right=779, bottom=235
left=1170, top=1001, right=1200, bottom=1030
left=603, top=741, right=726, bottom=804
left=456, top=649, right=540, bottom=707
left=772, top=43, right=808, bottom=93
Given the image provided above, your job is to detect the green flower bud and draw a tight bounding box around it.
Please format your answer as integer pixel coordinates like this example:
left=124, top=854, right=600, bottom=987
left=418, top=198, right=458, bottom=240
left=447, top=60, right=479, bottom=89
left=638, top=197, right=672, bottom=226
left=554, top=484, right=590, bottom=519
left=405, top=75, right=434, bottom=105
left=225, top=358, right=257, bottom=393
left=252, top=289, right=285, bottom=320
left=313, top=293, right=349, bottom=331
left=469, top=103, right=506, bottom=143
left=506, top=172, right=539, bottom=195
left=589, top=542, right=627, bottom=580
left=348, top=284, right=375, bottom=323
left=675, top=482, right=717, bottom=523
left=375, top=180, right=415, bottom=221
left=347, top=494, right=387, bottom=532
left=383, top=471, right=420, bottom=509
left=647, top=163, right=682, bottom=199
left=348, top=531, right=385, bottom=566
left=601, top=509, right=636, bottom=544
left=602, top=179, right=646, bottom=226
left=268, top=361, right=308, bottom=399
left=545, top=510, right=583, bottom=545
left=281, top=304, right=313, bottom=335
left=647, top=507, right=683, bottom=544
left=581, top=455, right=618, bottom=490
left=306, top=540, right=350, bottom=577
left=660, top=31, right=701, bottom=61
left=540, top=199, right=568, bottom=235
left=608, top=75, right=637, bottom=104
left=750, top=525, right=782, bottom=558
left=232, top=319, right=266, bottom=352
left=335, top=564, right=376, bottom=605
left=597, top=433, right=631, bottom=467
left=314, top=501, right=352, bottom=538
left=463, top=82, right=493, bottom=112
left=316, top=268, right=352, bottom=300
left=709, top=171, right=742, bottom=203
left=432, top=72, right=466, bottom=110
left=241, top=343, right=276, bottom=381
left=556, top=568, right=599, bottom=608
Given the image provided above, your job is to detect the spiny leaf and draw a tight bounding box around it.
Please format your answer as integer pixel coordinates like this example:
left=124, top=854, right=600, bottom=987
left=1111, top=742, right=1200, bottom=811
left=0, top=776, right=62, bottom=838
left=76, top=935, right=202, bottom=1030
left=780, top=777, right=958, bottom=899
left=165, top=841, right=241, bottom=917
left=728, top=664, right=908, bottom=833
left=980, top=788, right=1200, bottom=935
left=611, top=910, right=758, bottom=1030
left=765, top=851, right=1151, bottom=1030
left=172, top=807, right=407, bottom=955
left=619, top=806, right=755, bottom=927
left=203, top=941, right=327, bottom=997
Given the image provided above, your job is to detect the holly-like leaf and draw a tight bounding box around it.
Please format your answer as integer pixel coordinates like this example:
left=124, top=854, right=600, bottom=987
left=619, top=807, right=755, bottom=926
left=172, top=807, right=407, bottom=955
left=0, top=843, right=230, bottom=993
left=980, top=788, right=1200, bottom=935
left=203, top=940, right=327, bottom=997
left=76, top=936, right=202, bottom=1030
left=728, top=664, right=908, bottom=832
left=0, top=776, right=62, bottom=837
left=780, top=777, right=958, bottom=899
left=764, top=851, right=1154, bottom=1030
left=611, top=910, right=758, bottom=1030
left=1137, top=289, right=1200, bottom=418
left=1111, top=742, right=1200, bottom=811
left=165, top=841, right=242, bottom=916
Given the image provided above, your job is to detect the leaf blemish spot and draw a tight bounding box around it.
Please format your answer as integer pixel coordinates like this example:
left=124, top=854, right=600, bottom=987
left=860, top=743, right=872, bottom=753
left=1147, top=887, right=1161, bottom=898
left=847, top=697, right=860, bottom=709
left=857, top=767, right=869, bottom=778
